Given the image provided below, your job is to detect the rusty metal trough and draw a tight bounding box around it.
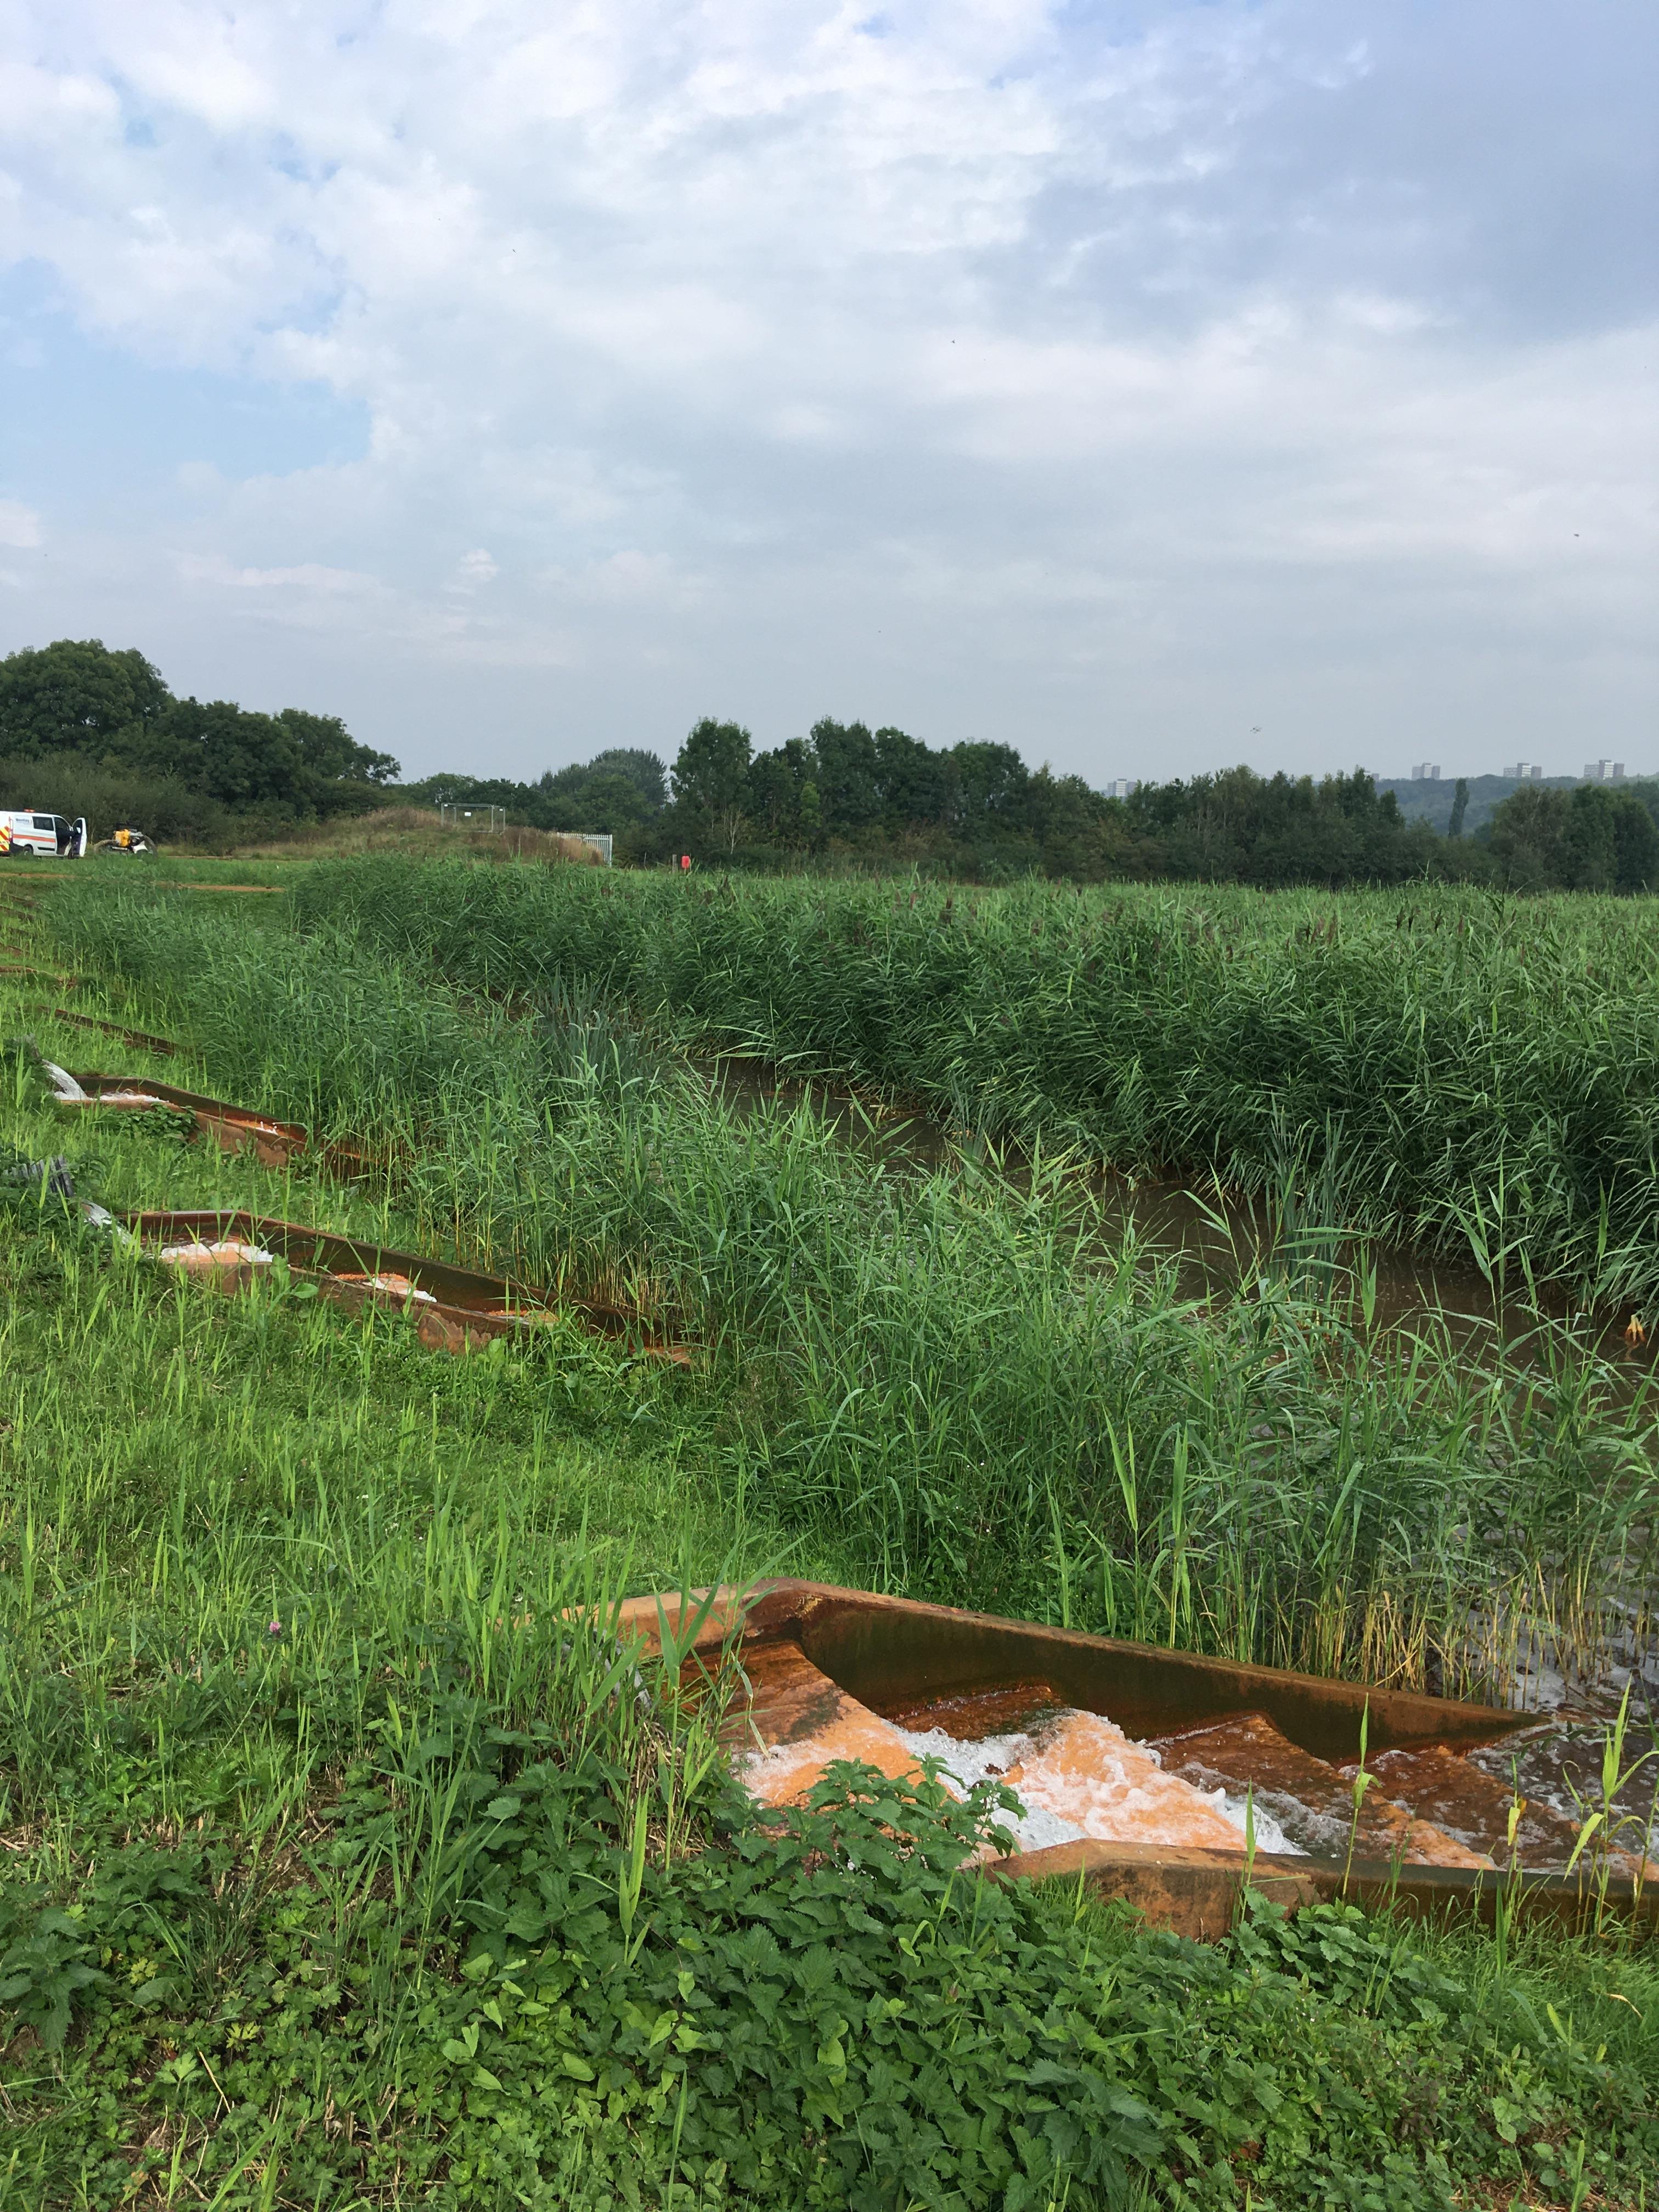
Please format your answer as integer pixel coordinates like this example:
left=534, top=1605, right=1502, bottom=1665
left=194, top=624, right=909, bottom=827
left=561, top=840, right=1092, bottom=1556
left=123, top=1207, right=690, bottom=1364
left=50, top=1068, right=308, bottom=1167
left=616, top=1582, right=1658, bottom=1940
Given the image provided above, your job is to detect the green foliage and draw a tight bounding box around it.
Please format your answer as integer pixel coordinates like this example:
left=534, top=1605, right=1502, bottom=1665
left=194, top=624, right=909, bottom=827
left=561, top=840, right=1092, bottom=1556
left=0, top=638, right=398, bottom=833
left=1486, top=781, right=1659, bottom=893
left=662, top=735, right=1448, bottom=887
left=0, top=1897, right=107, bottom=2050
left=40, top=872, right=1659, bottom=1703
left=673, top=719, right=755, bottom=853
left=0, top=639, right=171, bottom=753
left=2, top=910, right=1656, bottom=2207
left=1123, top=767, right=1441, bottom=888
left=274, top=854, right=1659, bottom=1312
left=403, top=752, right=672, bottom=840
left=0, top=754, right=233, bottom=844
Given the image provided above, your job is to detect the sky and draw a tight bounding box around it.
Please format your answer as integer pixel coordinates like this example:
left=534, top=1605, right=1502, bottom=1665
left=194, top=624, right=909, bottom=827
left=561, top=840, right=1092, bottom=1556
left=1, top=1, right=1654, bottom=788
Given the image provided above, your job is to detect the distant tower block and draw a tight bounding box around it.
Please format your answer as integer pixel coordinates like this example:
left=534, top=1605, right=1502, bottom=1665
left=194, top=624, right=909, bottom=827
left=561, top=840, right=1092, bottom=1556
left=1502, top=764, right=1545, bottom=781
left=1104, top=778, right=1141, bottom=798
left=1583, top=760, right=1626, bottom=782
left=1411, top=764, right=1441, bottom=781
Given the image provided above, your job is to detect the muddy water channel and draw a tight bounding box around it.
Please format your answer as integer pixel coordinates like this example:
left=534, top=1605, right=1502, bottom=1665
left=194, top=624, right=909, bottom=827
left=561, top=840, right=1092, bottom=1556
left=701, top=1052, right=1659, bottom=1867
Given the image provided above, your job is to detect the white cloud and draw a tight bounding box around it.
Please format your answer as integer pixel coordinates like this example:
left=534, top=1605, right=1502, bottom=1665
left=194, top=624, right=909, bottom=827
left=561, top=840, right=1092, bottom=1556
left=0, top=1, right=1653, bottom=775
left=0, top=499, right=41, bottom=548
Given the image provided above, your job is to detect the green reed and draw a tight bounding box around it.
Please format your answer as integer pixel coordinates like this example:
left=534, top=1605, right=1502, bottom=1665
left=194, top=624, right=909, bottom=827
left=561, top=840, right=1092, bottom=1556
left=275, top=855, right=1659, bottom=1312
left=38, top=873, right=1659, bottom=1701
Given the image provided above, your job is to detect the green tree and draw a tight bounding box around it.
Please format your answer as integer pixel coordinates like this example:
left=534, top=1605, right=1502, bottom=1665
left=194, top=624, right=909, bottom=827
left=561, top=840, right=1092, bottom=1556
left=1486, top=785, right=1568, bottom=890
left=1612, top=791, right=1659, bottom=891
left=0, top=639, right=171, bottom=758
left=672, top=718, right=753, bottom=850
left=1448, top=777, right=1469, bottom=839
left=533, top=749, right=668, bottom=830
left=810, top=719, right=882, bottom=834
left=873, top=726, right=946, bottom=829
left=275, top=708, right=398, bottom=789
left=745, top=737, right=820, bottom=845
left=142, top=699, right=303, bottom=811
left=586, top=748, right=668, bottom=811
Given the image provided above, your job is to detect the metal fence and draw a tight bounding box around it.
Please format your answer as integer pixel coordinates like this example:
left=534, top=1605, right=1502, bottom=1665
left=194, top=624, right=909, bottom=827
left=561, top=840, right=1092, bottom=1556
left=438, top=803, right=507, bottom=833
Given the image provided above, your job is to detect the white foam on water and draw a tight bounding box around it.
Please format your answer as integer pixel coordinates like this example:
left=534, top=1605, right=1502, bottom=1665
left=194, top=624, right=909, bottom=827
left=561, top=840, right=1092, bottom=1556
left=157, top=1240, right=273, bottom=1266
left=893, top=1713, right=1308, bottom=1858
left=1201, top=1787, right=1305, bottom=1858
left=893, top=1723, right=1079, bottom=1851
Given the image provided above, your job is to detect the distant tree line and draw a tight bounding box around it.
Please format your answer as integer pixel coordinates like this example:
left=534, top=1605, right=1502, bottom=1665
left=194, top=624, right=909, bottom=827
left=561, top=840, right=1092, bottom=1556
left=402, top=752, right=669, bottom=834
left=0, top=637, right=398, bottom=840
left=3, top=640, right=1653, bottom=890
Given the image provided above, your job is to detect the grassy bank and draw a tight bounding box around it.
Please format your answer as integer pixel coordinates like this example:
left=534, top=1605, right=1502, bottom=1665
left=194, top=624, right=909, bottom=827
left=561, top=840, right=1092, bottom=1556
left=280, top=856, right=1659, bottom=1313
left=39, top=873, right=1659, bottom=1709
left=0, top=1068, right=1655, bottom=2207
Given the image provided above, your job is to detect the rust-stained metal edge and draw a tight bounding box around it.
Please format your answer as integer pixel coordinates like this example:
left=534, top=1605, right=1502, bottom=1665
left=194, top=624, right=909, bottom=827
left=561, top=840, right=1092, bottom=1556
left=123, top=1207, right=691, bottom=1364
left=611, top=1581, right=1532, bottom=1759
left=58, top=1071, right=308, bottom=1167
left=27, top=1007, right=182, bottom=1056
left=983, top=1836, right=1659, bottom=1940
left=0, top=960, right=80, bottom=989
left=609, top=1582, right=1640, bottom=1937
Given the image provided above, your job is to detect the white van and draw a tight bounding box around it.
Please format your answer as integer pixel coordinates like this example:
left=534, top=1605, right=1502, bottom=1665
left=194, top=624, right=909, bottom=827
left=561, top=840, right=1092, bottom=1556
left=0, top=812, right=89, bottom=858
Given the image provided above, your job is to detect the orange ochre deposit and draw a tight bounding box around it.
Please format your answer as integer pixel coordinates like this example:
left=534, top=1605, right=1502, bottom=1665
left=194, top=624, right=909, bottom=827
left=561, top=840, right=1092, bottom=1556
left=731, top=1638, right=1493, bottom=1866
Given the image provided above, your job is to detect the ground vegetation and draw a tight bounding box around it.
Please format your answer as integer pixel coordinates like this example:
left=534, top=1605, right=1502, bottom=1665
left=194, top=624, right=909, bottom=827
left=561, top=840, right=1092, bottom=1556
left=285, top=855, right=1659, bottom=1314
left=0, top=911, right=1655, bottom=2206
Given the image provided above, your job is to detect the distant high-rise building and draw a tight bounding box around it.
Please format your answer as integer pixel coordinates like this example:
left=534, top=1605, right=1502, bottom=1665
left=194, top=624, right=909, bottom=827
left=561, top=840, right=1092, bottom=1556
left=1502, top=763, right=1545, bottom=781
left=1583, top=759, right=1626, bottom=782
left=1410, top=764, right=1441, bottom=781
left=1104, top=778, right=1140, bottom=799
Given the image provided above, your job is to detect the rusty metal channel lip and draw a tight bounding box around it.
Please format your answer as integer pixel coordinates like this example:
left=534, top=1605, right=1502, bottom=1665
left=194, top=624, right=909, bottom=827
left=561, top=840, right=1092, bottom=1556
left=617, top=1582, right=1644, bottom=1928
left=31, top=1007, right=180, bottom=1055
left=64, top=1071, right=306, bottom=1146
left=123, top=1207, right=557, bottom=1316
left=729, top=1579, right=1532, bottom=1762
left=618, top=1579, right=1530, bottom=1759
left=121, top=1207, right=689, bottom=1359
left=981, top=1835, right=1659, bottom=1933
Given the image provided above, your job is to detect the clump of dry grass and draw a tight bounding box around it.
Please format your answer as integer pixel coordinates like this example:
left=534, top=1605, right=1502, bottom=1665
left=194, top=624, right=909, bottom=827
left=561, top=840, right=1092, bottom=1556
left=231, top=807, right=605, bottom=866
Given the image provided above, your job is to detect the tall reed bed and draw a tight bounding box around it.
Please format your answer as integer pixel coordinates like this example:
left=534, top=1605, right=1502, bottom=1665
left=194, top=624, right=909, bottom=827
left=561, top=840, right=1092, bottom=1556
left=284, top=856, right=1659, bottom=1310
left=44, top=875, right=1659, bottom=1701
left=9, top=1210, right=1654, bottom=2209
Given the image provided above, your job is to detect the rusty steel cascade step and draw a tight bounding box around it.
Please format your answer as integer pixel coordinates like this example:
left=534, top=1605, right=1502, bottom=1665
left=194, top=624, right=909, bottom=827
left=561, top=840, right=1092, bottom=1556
left=124, top=1207, right=690, bottom=1364
left=14, top=1020, right=685, bottom=1359
left=1351, top=1742, right=1615, bottom=1870
left=732, top=1626, right=1481, bottom=1866
left=612, top=1581, right=1659, bottom=1939
left=50, top=1067, right=308, bottom=1168
left=1151, top=1711, right=1486, bottom=1867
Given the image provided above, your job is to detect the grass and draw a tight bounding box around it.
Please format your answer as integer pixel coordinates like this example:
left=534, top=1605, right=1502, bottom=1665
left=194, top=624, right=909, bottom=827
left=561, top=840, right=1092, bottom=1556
left=277, top=855, right=1659, bottom=1317
left=0, top=1137, right=1654, bottom=2205
left=4, top=871, right=1658, bottom=2205
left=37, top=872, right=1659, bottom=1706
